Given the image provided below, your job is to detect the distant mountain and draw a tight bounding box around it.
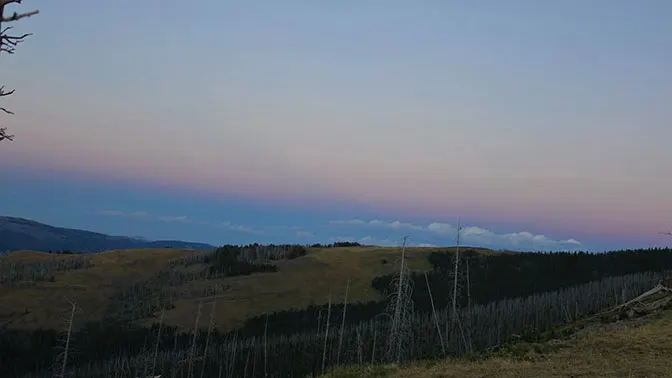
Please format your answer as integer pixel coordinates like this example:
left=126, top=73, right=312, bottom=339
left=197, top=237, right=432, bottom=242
left=0, top=216, right=216, bottom=253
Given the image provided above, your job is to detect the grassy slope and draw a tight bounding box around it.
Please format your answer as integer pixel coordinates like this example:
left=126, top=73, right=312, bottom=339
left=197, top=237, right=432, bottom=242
left=0, top=246, right=498, bottom=332
left=323, top=309, right=672, bottom=378
left=0, top=248, right=190, bottom=330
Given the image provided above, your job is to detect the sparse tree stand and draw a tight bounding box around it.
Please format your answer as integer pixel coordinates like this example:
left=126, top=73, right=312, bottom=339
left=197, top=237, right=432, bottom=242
left=0, top=0, right=39, bottom=142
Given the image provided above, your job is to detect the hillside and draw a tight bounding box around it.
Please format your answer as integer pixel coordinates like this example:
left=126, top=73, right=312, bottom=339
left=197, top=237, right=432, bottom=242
left=324, top=287, right=672, bottom=377
left=4, top=245, right=672, bottom=377
left=0, top=216, right=215, bottom=252
left=0, top=245, right=473, bottom=332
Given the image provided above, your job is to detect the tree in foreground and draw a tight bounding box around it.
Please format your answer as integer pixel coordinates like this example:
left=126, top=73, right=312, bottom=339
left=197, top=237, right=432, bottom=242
left=0, top=0, right=39, bottom=142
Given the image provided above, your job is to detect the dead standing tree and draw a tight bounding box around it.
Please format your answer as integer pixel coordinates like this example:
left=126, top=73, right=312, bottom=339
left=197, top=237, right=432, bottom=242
left=384, top=236, right=415, bottom=364
left=0, top=0, right=39, bottom=142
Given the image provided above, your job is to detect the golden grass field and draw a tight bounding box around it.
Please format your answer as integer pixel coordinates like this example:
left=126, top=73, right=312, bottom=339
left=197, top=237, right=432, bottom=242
left=0, top=246, right=496, bottom=332
left=322, top=309, right=672, bottom=378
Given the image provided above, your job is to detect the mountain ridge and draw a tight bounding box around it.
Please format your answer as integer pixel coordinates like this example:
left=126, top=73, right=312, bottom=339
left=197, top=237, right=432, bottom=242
left=0, top=216, right=215, bottom=252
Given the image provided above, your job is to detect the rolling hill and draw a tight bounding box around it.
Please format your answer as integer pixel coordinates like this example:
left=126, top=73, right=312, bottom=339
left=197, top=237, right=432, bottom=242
left=0, top=245, right=456, bottom=332
left=3, top=244, right=672, bottom=377
left=0, top=216, right=215, bottom=253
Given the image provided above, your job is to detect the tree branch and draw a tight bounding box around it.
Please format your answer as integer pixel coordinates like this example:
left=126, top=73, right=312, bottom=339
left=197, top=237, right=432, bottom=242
left=2, top=27, right=32, bottom=42
left=1, top=1, right=38, bottom=144
left=0, top=0, right=39, bottom=26
left=0, top=86, right=15, bottom=97
left=0, top=127, right=14, bottom=141
left=1, top=9, right=38, bottom=23
left=1, top=32, right=30, bottom=53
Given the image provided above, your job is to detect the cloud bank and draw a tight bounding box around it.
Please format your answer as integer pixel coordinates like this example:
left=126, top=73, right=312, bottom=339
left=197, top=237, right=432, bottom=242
left=98, top=210, right=582, bottom=251
left=98, top=210, right=257, bottom=234
left=328, top=219, right=582, bottom=251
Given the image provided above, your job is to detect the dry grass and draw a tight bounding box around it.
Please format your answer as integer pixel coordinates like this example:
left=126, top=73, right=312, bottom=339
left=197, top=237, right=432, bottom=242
left=0, top=248, right=192, bottom=330
left=162, top=245, right=474, bottom=331
left=323, top=311, right=672, bottom=378
left=1, top=246, right=497, bottom=332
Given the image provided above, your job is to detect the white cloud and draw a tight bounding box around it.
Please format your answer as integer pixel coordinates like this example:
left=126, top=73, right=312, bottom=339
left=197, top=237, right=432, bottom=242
left=98, top=210, right=149, bottom=218
left=215, top=222, right=259, bottom=234
left=266, top=225, right=304, bottom=231
left=328, top=235, right=356, bottom=242
left=296, top=230, right=314, bottom=238
left=96, top=211, right=581, bottom=250
left=158, top=215, right=190, bottom=223
left=329, top=219, right=367, bottom=226
left=357, top=235, right=398, bottom=246
left=98, top=210, right=257, bottom=234
left=98, top=210, right=125, bottom=216
left=459, top=228, right=581, bottom=249
left=328, top=218, right=582, bottom=250
left=427, top=222, right=454, bottom=235
left=330, top=219, right=423, bottom=231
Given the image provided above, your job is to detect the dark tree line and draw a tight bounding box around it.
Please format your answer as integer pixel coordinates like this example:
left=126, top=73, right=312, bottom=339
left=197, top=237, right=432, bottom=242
left=310, top=242, right=362, bottom=248
left=373, top=247, right=672, bottom=313
left=177, top=244, right=309, bottom=277
left=174, top=244, right=308, bottom=268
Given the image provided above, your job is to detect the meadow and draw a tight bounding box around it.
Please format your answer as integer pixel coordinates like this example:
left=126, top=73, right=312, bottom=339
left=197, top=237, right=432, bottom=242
left=2, top=243, right=672, bottom=377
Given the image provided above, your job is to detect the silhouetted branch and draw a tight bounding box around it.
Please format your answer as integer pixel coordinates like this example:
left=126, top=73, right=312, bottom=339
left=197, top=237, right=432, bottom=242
left=0, top=1, right=38, bottom=143
left=1, top=9, right=38, bottom=22
left=1, top=26, right=31, bottom=54
left=0, top=127, right=14, bottom=141
left=0, top=0, right=39, bottom=22
left=0, top=85, right=15, bottom=114
left=0, top=86, right=15, bottom=97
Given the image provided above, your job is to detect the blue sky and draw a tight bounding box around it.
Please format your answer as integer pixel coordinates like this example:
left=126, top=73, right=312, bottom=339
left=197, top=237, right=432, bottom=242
left=1, top=1, right=671, bottom=251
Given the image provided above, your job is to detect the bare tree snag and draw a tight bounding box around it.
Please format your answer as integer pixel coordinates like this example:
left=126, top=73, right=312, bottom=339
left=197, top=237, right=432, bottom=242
left=0, top=0, right=39, bottom=143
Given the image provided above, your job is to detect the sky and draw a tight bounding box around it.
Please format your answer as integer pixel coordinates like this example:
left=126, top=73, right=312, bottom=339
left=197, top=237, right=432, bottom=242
left=1, top=0, right=671, bottom=252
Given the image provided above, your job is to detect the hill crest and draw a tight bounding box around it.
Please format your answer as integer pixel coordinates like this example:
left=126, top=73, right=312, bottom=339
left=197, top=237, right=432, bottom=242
left=0, top=216, right=215, bottom=253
